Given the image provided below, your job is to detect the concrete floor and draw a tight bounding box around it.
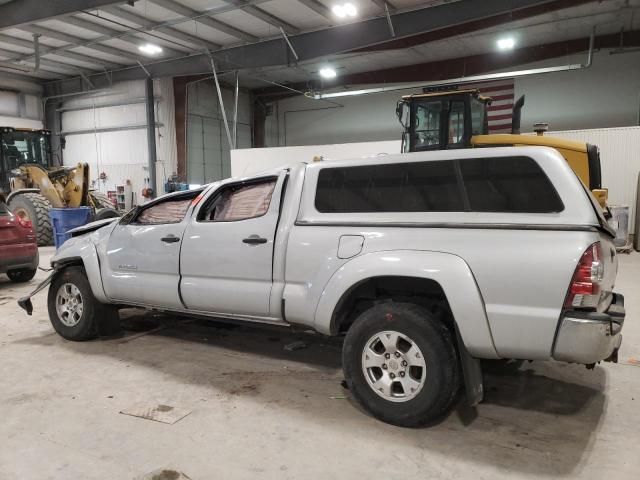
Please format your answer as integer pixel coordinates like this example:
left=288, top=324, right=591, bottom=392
left=1, top=247, right=639, bottom=480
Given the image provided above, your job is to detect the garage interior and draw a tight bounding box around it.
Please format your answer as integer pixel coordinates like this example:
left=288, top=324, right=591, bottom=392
left=1, top=0, right=640, bottom=478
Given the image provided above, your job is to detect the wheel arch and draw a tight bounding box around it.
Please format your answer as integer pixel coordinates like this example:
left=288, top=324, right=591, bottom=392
left=314, top=250, right=498, bottom=359
left=51, top=243, right=109, bottom=304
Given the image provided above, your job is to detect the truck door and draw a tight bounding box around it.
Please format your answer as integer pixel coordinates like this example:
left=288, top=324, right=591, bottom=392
left=180, top=172, right=287, bottom=317
left=102, top=190, right=200, bottom=308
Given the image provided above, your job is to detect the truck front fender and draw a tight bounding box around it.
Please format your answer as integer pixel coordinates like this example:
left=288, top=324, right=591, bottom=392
left=314, top=250, right=499, bottom=359
left=51, top=235, right=108, bottom=303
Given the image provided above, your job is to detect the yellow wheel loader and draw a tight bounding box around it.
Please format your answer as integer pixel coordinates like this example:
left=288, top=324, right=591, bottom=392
left=0, top=127, right=119, bottom=246
left=396, top=89, right=608, bottom=207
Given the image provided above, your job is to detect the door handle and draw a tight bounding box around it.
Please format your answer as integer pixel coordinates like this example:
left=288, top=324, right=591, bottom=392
left=243, top=235, right=268, bottom=245
left=161, top=235, right=181, bottom=243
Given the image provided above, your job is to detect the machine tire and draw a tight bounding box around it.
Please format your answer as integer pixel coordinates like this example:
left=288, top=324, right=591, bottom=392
left=94, top=207, right=120, bottom=221
left=9, top=192, right=53, bottom=246
left=7, top=268, right=37, bottom=283
left=47, top=266, right=119, bottom=341
left=342, top=302, right=460, bottom=427
left=89, top=191, right=116, bottom=210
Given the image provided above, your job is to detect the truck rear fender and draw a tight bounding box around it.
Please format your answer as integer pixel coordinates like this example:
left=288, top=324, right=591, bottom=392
left=313, top=250, right=499, bottom=359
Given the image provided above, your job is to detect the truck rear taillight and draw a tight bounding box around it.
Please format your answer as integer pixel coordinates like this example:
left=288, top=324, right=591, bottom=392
left=564, top=242, right=604, bottom=310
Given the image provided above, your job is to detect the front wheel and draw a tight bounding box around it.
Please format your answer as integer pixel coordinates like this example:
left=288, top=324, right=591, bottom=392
left=342, top=302, right=460, bottom=427
left=47, top=266, right=119, bottom=341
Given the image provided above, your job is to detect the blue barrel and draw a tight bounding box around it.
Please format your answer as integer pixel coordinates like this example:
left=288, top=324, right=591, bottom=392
left=49, top=207, right=93, bottom=249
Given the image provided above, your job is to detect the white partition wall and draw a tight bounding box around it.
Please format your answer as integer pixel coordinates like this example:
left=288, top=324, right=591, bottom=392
left=230, top=140, right=401, bottom=177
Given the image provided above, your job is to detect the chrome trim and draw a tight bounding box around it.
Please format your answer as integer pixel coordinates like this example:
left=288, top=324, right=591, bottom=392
left=553, top=317, right=622, bottom=364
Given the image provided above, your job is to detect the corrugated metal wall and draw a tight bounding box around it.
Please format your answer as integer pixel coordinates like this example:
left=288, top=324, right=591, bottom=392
left=61, top=78, right=177, bottom=204
left=547, top=126, right=640, bottom=230
left=186, top=80, right=251, bottom=185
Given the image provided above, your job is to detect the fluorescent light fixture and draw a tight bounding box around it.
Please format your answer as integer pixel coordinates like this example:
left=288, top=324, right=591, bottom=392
left=332, top=3, right=357, bottom=18
left=319, top=67, right=337, bottom=79
left=497, top=37, right=515, bottom=51
left=138, top=43, right=163, bottom=55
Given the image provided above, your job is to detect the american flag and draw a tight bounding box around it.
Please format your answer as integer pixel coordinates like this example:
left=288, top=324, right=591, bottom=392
left=459, top=79, right=515, bottom=134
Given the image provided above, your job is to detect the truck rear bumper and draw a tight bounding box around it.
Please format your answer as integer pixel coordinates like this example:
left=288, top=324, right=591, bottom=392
left=553, top=293, right=625, bottom=365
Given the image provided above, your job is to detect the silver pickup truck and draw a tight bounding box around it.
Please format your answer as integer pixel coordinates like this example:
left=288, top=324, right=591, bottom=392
left=19, top=146, right=625, bottom=427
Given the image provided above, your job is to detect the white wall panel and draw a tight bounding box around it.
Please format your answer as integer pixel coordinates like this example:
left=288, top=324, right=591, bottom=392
left=60, top=79, right=176, bottom=202
left=544, top=126, right=640, bottom=230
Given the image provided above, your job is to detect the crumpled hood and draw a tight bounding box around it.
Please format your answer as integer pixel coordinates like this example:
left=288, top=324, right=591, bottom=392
left=69, top=217, right=118, bottom=237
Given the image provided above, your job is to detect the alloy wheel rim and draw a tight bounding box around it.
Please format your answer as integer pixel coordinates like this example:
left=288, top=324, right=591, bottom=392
left=361, top=330, right=426, bottom=402
left=55, top=283, right=84, bottom=327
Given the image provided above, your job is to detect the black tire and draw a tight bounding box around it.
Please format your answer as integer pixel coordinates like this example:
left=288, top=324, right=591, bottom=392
left=94, top=207, right=120, bottom=221
left=47, top=266, right=119, bottom=341
left=89, top=191, right=116, bottom=210
left=7, top=268, right=37, bottom=283
left=9, top=192, right=53, bottom=246
left=342, top=302, right=460, bottom=427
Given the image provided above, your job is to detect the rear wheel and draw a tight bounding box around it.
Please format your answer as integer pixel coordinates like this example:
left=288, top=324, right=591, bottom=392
left=7, top=269, right=37, bottom=283
left=47, top=266, right=120, bottom=341
left=342, top=302, right=460, bottom=427
left=9, top=192, right=53, bottom=246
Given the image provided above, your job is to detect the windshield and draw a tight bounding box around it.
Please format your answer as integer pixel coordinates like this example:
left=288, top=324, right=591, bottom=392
left=470, top=97, right=487, bottom=136
left=1, top=130, right=51, bottom=169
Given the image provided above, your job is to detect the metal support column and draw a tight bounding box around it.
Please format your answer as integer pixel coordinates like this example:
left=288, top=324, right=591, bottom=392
left=145, top=77, right=157, bottom=198
left=233, top=71, right=239, bottom=149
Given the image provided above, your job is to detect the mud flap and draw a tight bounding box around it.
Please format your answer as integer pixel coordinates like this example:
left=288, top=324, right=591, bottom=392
left=17, top=271, right=56, bottom=315
left=455, top=325, right=484, bottom=406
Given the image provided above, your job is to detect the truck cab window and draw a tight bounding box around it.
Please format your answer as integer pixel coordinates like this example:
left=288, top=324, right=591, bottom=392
left=200, top=179, right=276, bottom=222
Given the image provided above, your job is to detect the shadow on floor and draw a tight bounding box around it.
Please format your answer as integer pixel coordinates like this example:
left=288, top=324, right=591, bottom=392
left=18, top=309, right=607, bottom=476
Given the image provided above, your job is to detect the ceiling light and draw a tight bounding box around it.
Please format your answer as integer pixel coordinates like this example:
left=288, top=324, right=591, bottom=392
left=319, top=67, right=337, bottom=79
left=138, top=43, right=163, bottom=55
left=497, top=37, right=515, bottom=51
left=332, top=3, right=357, bottom=18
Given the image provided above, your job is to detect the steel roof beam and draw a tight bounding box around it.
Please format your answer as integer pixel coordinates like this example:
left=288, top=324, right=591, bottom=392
left=101, top=6, right=221, bottom=50
left=44, top=0, right=559, bottom=96
left=0, top=0, right=122, bottom=30
left=0, top=33, right=125, bottom=69
left=150, top=0, right=258, bottom=42
left=56, top=16, right=185, bottom=56
left=19, top=25, right=143, bottom=61
left=369, top=0, right=397, bottom=11
left=297, top=0, right=334, bottom=20
left=0, top=47, right=96, bottom=76
left=225, top=1, right=299, bottom=34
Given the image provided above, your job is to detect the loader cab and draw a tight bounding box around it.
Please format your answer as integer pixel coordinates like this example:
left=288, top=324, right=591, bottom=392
left=0, top=127, right=53, bottom=193
left=397, top=89, right=490, bottom=153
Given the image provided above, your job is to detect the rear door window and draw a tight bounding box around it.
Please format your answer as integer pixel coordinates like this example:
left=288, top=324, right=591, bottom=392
left=198, top=178, right=277, bottom=222
left=0, top=202, right=9, bottom=216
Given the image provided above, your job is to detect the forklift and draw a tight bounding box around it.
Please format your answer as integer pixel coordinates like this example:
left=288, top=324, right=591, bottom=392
left=396, top=88, right=607, bottom=207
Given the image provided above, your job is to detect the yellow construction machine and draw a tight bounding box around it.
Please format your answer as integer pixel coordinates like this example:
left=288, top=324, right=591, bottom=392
left=0, top=127, right=118, bottom=245
left=396, top=89, right=608, bottom=207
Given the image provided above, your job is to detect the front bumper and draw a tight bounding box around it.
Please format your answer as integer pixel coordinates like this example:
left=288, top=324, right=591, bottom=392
left=553, top=293, right=625, bottom=364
